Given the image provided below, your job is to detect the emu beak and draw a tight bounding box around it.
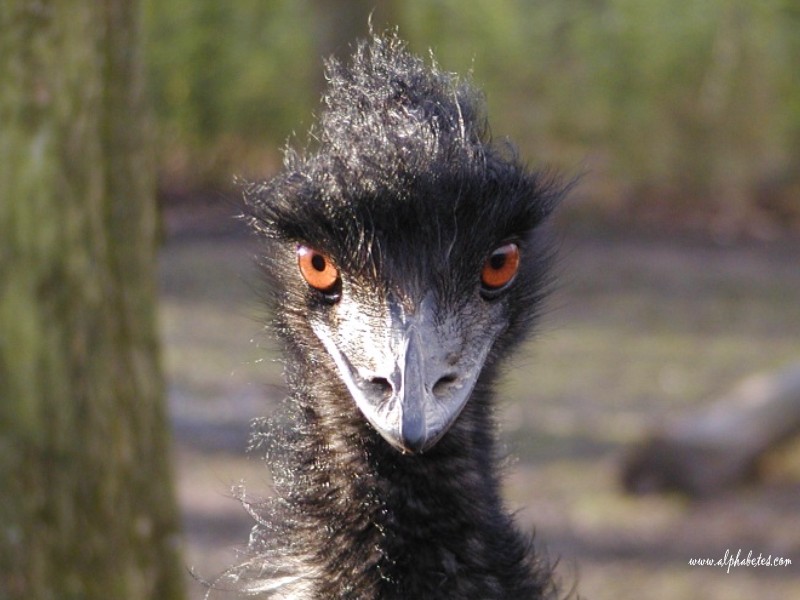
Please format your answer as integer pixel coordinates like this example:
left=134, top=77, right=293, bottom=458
left=313, top=293, right=496, bottom=454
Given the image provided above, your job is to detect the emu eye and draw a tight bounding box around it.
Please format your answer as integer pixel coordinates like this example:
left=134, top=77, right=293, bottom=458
left=480, top=242, right=520, bottom=292
left=297, top=246, right=339, bottom=293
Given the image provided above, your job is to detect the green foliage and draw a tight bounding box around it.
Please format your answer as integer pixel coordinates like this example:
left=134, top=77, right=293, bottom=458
left=144, top=0, right=800, bottom=229
left=145, top=0, right=316, bottom=141
left=144, top=0, right=316, bottom=183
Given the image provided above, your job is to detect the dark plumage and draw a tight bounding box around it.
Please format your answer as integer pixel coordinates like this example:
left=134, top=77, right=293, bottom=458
left=234, top=34, right=566, bottom=599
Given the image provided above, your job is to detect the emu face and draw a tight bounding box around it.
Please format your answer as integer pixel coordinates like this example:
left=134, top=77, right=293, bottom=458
left=246, top=36, right=560, bottom=455
left=294, top=213, right=522, bottom=454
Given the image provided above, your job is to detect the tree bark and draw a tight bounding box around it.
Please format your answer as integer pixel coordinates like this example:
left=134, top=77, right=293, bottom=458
left=0, top=2, right=185, bottom=599
left=621, top=363, right=800, bottom=497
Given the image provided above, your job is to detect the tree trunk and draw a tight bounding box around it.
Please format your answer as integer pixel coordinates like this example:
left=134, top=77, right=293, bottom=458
left=0, top=2, right=185, bottom=599
left=621, top=363, right=800, bottom=497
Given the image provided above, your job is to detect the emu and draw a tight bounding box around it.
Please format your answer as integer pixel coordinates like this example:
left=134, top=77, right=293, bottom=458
left=236, top=34, right=565, bottom=599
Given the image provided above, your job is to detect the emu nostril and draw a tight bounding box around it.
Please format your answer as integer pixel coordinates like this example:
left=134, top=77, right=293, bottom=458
left=367, top=376, right=393, bottom=400
left=432, top=374, right=458, bottom=397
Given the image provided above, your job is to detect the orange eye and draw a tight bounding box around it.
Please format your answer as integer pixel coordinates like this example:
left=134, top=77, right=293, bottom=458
left=481, top=242, right=520, bottom=291
left=297, top=246, right=339, bottom=292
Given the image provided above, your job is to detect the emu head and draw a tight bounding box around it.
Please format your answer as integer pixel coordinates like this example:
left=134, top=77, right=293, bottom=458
left=247, top=36, right=562, bottom=454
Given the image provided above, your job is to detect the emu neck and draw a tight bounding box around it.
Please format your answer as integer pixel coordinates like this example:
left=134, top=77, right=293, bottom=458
left=260, top=374, right=551, bottom=599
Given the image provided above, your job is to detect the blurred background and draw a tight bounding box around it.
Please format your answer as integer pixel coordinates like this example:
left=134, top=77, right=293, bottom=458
left=148, top=1, right=800, bottom=599
left=147, top=0, right=800, bottom=236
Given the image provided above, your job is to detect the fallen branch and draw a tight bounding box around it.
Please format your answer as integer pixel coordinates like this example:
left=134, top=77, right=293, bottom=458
left=621, top=363, right=800, bottom=497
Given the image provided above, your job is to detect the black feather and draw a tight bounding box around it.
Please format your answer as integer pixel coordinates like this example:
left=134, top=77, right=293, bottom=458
left=227, top=33, right=568, bottom=599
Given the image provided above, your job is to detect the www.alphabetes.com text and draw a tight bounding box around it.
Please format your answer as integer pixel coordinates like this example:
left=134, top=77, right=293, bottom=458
left=689, top=549, right=792, bottom=574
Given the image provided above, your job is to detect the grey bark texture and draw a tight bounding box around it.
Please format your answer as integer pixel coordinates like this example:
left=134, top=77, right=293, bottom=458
left=1, top=3, right=185, bottom=599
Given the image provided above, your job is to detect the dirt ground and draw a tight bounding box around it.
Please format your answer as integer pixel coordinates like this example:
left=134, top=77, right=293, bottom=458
left=159, top=216, right=800, bottom=600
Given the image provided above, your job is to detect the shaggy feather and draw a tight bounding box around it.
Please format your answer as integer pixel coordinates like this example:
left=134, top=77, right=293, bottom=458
left=229, top=33, right=567, bottom=599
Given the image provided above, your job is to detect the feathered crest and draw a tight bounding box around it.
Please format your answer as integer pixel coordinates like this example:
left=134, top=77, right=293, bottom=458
left=243, top=33, right=562, bottom=250
left=317, top=32, right=486, bottom=190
